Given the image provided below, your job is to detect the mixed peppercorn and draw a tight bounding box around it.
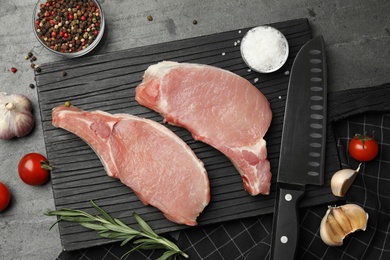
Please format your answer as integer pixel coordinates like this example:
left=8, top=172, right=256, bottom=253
left=35, top=0, right=102, bottom=53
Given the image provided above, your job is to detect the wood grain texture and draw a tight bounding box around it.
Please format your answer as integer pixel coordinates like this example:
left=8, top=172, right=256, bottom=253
left=36, top=18, right=340, bottom=251
left=328, top=82, right=390, bottom=121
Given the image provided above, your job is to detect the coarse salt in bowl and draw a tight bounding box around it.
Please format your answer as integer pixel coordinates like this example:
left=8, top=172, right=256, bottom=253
left=240, top=26, right=289, bottom=73
left=32, top=0, right=105, bottom=58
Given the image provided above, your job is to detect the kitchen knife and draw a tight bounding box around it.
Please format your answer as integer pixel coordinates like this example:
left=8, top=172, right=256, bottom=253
left=269, top=35, right=327, bottom=260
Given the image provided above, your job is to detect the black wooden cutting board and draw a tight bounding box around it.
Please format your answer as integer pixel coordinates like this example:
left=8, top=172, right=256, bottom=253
left=36, top=18, right=340, bottom=251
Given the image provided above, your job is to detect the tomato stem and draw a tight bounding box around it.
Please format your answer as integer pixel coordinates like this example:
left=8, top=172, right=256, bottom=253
left=354, top=133, right=374, bottom=149
left=40, top=160, right=53, bottom=171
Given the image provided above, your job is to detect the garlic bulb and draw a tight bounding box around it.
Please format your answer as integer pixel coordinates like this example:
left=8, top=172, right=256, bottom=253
left=0, top=92, right=34, bottom=140
left=320, top=204, right=369, bottom=246
left=330, top=164, right=361, bottom=197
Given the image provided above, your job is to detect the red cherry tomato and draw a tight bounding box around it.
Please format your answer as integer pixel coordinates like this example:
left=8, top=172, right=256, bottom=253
left=18, top=153, right=52, bottom=186
left=348, top=134, right=379, bottom=162
left=0, top=182, right=11, bottom=212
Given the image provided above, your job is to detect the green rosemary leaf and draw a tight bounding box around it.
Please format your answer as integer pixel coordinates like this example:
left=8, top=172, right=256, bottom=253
left=159, top=237, right=181, bottom=249
left=48, top=218, right=62, bottom=231
left=114, top=218, right=131, bottom=229
left=134, top=242, right=166, bottom=251
left=90, top=200, right=116, bottom=224
left=97, top=231, right=118, bottom=239
left=133, top=238, right=163, bottom=246
left=120, top=236, right=134, bottom=246
left=60, top=216, right=96, bottom=223
left=80, top=222, right=107, bottom=231
left=102, top=222, right=141, bottom=236
left=133, top=212, right=158, bottom=237
left=99, top=232, right=136, bottom=241
left=102, top=222, right=127, bottom=233
left=120, top=245, right=143, bottom=260
left=113, top=233, right=138, bottom=241
left=157, top=250, right=179, bottom=260
left=45, top=209, right=88, bottom=217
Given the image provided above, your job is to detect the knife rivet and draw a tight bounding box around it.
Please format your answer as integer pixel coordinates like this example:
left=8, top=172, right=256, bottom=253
left=281, top=236, right=288, bottom=243
left=285, top=194, right=292, bottom=201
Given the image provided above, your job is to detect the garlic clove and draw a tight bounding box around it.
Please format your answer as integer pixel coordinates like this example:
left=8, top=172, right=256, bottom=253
left=320, top=204, right=369, bottom=246
left=330, top=206, right=352, bottom=233
left=320, top=207, right=344, bottom=246
left=340, top=204, right=369, bottom=231
left=330, top=164, right=361, bottom=197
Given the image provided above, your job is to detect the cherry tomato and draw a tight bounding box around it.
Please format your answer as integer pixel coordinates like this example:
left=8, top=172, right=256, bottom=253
left=0, top=182, right=11, bottom=212
left=18, top=153, right=52, bottom=186
left=348, top=134, right=379, bottom=162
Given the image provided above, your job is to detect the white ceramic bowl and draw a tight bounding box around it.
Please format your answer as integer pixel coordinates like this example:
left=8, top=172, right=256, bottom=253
left=240, top=26, right=289, bottom=73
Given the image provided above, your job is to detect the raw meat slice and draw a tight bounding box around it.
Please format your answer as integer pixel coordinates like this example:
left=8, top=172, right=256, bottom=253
left=52, top=105, right=210, bottom=226
left=135, top=61, right=273, bottom=196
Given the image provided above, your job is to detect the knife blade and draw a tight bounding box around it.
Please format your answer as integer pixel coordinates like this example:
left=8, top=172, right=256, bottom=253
left=269, top=35, right=327, bottom=260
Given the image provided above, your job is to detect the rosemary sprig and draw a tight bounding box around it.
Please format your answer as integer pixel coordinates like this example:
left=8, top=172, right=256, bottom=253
left=45, top=200, right=189, bottom=260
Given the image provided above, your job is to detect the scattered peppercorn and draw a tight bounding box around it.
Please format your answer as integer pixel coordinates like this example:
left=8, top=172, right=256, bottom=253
left=29, top=84, right=35, bottom=89
left=31, top=63, right=36, bottom=69
left=64, top=101, right=71, bottom=107
left=31, top=56, right=37, bottom=62
left=28, top=52, right=33, bottom=58
left=11, top=67, right=17, bottom=73
left=147, top=15, right=153, bottom=21
left=61, top=71, right=67, bottom=77
left=192, top=20, right=198, bottom=25
left=34, top=0, right=102, bottom=53
left=35, top=67, right=42, bottom=73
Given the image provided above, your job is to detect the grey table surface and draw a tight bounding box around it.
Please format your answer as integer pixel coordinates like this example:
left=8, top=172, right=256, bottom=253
left=0, top=0, right=389, bottom=259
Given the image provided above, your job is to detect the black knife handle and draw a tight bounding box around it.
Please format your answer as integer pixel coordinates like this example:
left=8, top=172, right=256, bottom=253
left=270, top=184, right=305, bottom=260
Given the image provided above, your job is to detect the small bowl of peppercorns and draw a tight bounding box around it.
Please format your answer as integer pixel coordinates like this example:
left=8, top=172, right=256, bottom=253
left=32, top=0, right=105, bottom=58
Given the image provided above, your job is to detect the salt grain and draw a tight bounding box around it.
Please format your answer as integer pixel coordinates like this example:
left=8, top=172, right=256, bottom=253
left=240, top=26, right=289, bottom=73
left=222, top=52, right=226, bottom=56
left=254, top=78, right=259, bottom=83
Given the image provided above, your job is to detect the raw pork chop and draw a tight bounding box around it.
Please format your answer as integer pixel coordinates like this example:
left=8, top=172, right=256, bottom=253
left=135, top=61, right=273, bottom=196
left=52, top=105, right=210, bottom=226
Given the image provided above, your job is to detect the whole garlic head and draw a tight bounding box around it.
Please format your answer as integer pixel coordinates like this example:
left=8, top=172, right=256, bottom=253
left=0, top=92, right=34, bottom=140
left=320, top=204, right=369, bottom=246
